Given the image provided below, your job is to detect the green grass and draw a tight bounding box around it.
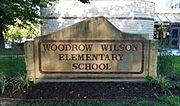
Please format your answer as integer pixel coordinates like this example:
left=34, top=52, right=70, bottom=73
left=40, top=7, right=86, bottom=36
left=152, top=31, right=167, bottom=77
left=0, top=55, right=26, bottom=77
left=158, top=55, right=180, bottom=76
left=0, top=48, right=24, bottom=55
left=172, top=56, right=180, bottom=76
left=156, top=95, right=180, bottom=106
left=1, top=96, right=179, bottom=106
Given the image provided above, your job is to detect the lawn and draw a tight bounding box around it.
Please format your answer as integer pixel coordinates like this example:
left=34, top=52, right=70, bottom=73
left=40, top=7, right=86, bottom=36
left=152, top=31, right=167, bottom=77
left=173, top=56, right=180, bottom=76
left=1, top=96, right=180, bottom=106
left=157, top=55, right=180, bottom=76
left=0, top=55, right=26, bottom=77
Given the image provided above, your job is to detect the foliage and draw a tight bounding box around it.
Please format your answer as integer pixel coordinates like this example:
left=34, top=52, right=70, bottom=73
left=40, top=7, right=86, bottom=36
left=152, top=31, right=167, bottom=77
left=0, top=0, right=59, bottom=48
left=0, top=73, right=8, bottom=93
left=161, top=24, right=169, bottom=33
left=174, top=82, right=180, bottom=89
left=0, top=73, right=29, bottom=94
left=0, top=47, right=24, bottom=55
left=157, top=49, right=175, bottom=77
left=124, top=98, right=138, bottom=106
left=0, top=0, right=56, bottom=28
left=0, top=73, right=13, bottom=94
left=155, top=75, right=172, bottom=94
left=157, top=38, right=180, bottom=77
left=0, top=0, right=90, bottom=28
left=0, top=55, right=26, bottom=77
left=172, top=56, right=180, bottom=76
left=1, top=96, right=180, bottom=106
left=0, top=51, right=28, bottom=93
left=0, top=0, right=90, bottom=48
left=5, top=19, right=40, bottom=41
left=145, top=76, right=156, bottom=85
left=12, top=73, right=29, bottom=93
left=145, top=76, right=172, bottom=94
left=156, top=95, right=180, bottom=106
left=78, top=0, right=91, bottom=3
left=157, top=49, right=180, bottom=76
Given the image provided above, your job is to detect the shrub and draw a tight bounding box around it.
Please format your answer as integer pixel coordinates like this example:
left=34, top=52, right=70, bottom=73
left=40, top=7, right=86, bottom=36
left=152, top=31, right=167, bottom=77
left=12, top=73, right=29, bottom=93
left=156, top=96, right=180, bottom=106
left=174, top=82, right=180, bottom=89
left=0, top=73, right=12, bottom=93
left=0, top=73, right=29, bottom=94
left=145, top=76, right=172, bottom=95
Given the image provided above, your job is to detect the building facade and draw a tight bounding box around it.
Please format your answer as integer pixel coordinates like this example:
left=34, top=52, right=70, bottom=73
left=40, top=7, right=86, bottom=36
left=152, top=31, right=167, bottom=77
left=40, top=0, right=155, bottom=40
left=40, top=0, right=180, bottom=49
left=153, top=0, right=180, bottom=49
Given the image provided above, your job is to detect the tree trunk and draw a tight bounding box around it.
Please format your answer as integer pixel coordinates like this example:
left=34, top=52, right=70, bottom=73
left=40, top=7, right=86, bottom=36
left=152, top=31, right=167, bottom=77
left=0, top=19, right=5, bottom=49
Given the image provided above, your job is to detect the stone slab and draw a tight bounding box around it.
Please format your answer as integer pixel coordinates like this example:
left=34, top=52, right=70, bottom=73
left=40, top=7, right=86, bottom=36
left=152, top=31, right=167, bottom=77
left=25, top=17, right=157, bottom=82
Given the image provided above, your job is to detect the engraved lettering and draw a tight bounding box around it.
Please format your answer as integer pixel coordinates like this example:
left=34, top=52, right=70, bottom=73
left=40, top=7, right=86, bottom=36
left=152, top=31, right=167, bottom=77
left=71, top=63, right=111, bottom=70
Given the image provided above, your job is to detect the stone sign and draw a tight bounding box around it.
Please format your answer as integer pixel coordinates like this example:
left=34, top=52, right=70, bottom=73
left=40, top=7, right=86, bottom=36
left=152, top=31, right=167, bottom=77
left=25, top=17, right=157, bottom=82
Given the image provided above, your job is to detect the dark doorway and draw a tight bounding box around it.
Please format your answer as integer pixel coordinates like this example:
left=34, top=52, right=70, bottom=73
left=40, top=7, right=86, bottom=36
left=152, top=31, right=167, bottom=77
left=170, top=24, right=180, bottom=49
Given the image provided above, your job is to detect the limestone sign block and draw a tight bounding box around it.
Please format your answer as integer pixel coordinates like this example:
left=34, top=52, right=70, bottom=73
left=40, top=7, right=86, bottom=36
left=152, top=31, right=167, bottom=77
left=25, top=17, right=157, bottom=82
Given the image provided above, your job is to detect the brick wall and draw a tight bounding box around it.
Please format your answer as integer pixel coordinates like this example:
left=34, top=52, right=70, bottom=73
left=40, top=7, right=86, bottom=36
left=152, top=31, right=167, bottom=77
left=40, top=0, right=155, bottom=40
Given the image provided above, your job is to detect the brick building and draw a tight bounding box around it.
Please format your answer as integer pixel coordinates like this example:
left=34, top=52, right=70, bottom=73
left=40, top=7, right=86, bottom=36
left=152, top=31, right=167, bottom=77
left=40, top=0, right=155, bottom=40
left=40, top=0, right=180, bottom=49
left=152, top=0, right=180, bottom=49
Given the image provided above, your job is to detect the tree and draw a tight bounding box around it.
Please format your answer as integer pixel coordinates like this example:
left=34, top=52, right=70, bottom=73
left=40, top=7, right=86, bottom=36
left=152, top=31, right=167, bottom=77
left=78, top=0, right=90, bottom=3
left=0, top=0, right=90, bottom=49
left=5, top=19, right=39, bottom=42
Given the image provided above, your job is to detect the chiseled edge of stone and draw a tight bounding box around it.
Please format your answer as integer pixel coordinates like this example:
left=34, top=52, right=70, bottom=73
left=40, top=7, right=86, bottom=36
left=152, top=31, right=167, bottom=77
left=24, top=41, right=35, bottom=81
